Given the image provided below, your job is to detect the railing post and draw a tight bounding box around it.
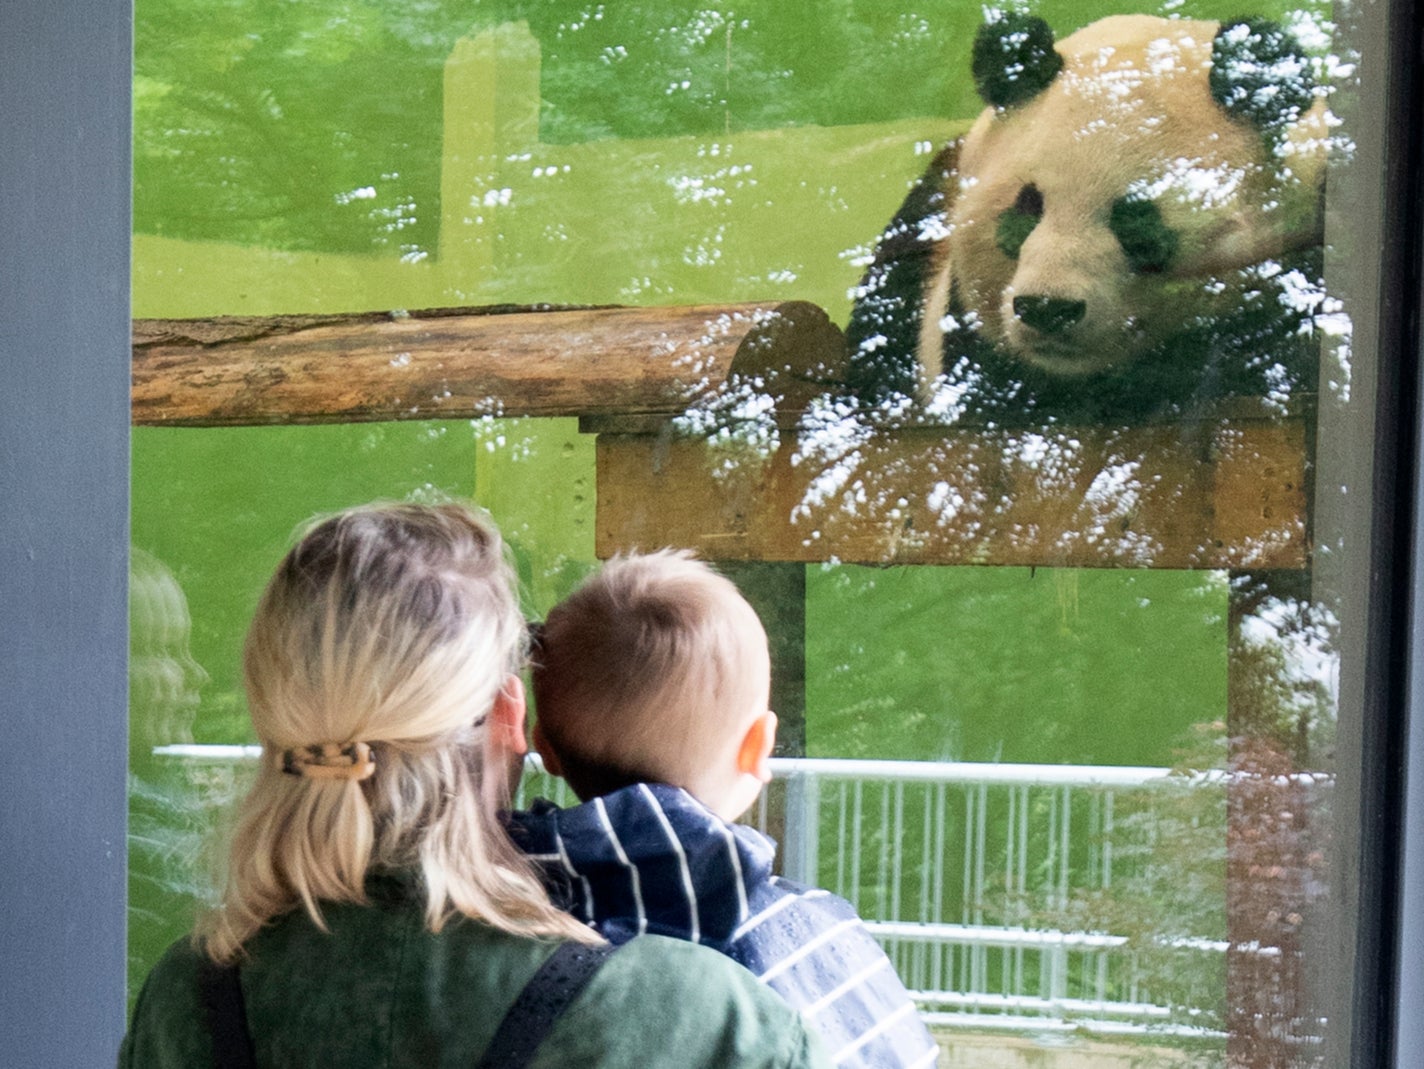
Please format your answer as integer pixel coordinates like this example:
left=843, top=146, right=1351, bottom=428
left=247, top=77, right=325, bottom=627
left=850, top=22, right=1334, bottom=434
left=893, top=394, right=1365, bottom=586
left=783, top=770, right=821, bottom=885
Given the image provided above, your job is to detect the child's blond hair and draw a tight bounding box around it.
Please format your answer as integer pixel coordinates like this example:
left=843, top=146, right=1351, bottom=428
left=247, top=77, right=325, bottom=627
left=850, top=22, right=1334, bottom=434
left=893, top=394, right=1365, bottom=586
left=532, top=551, right=770, bottom=802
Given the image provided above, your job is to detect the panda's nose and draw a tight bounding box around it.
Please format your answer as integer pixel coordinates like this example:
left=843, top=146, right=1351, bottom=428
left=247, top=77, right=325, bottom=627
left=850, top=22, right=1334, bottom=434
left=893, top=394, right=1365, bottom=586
left=1013, top=296, right=1086, bottom=335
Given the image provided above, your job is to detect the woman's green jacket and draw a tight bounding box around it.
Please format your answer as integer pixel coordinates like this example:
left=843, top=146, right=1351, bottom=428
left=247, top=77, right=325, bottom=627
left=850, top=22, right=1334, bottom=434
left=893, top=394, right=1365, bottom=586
left=119, top=874, right=831, bottom=1068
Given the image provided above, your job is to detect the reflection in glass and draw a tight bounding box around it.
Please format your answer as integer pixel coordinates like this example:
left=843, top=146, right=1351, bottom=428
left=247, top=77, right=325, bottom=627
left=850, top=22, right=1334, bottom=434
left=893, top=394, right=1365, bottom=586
left=127, top=548, right=219, bottom=1005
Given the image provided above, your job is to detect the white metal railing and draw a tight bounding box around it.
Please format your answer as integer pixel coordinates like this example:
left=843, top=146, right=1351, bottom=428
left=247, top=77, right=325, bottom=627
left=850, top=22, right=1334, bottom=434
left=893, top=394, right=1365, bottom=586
left=736, top=757, right=1241, bottom=1038
left=156, top=746, right=1301, bottom=1038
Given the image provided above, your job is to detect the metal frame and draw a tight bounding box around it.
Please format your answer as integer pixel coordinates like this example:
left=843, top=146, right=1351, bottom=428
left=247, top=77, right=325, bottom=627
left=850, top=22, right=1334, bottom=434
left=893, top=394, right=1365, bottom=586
left=1384, top=0, right=1424, bottom=1060
left=0, top=1, right=133, bottom=1064
left=1359, top=2, right=1424, bottom=1066
left=0, top=0, right=1419, bottom=1064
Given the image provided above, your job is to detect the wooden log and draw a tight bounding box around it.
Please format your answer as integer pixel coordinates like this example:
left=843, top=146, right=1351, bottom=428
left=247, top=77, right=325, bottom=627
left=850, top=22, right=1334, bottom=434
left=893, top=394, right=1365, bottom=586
left=132, top=302, right=845, bottom=426
left=595, top=412, right=1310, bottom=569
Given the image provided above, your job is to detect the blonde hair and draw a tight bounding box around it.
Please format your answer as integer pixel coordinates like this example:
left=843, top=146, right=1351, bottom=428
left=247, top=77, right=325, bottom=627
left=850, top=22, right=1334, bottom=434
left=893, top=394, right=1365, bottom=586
left=532, top=550, right=771, bottom=800
left=198, top=502, right=593, bottom=962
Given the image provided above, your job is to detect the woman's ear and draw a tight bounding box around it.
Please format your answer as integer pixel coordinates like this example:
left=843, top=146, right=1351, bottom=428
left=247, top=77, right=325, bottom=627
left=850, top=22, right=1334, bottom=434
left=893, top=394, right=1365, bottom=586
left=531, top=720, right=564, bottom=777
left=490, top=675, right=528, bottom=757
left=736, top=710, right=778, bottom=784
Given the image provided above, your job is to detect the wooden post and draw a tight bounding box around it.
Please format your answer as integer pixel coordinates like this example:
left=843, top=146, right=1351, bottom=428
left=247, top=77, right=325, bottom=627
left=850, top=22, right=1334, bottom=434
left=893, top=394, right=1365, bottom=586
left=720, top=561, right=806, bottom=876
left=1225, top=569, right=1327, bottom=1067
left=719, top=561, right=807, bottom=758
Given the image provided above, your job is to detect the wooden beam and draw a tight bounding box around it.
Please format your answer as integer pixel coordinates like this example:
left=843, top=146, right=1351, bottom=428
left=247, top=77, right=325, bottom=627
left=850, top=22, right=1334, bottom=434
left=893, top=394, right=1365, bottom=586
left=132, top=301, right=845, bottom=426
left=595, top=412, right=1309, bottom=569
left=132, top=298, right=1312, bottom=570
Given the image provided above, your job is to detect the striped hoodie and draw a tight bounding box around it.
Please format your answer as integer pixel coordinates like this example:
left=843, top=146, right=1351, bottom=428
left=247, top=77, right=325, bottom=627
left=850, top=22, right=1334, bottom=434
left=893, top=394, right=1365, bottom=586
left=507, top=783, right=939, bottom=1069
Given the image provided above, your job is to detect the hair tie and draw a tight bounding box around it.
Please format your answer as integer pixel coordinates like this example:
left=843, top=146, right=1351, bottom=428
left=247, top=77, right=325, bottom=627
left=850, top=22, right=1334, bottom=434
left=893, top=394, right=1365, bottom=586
left=278, top=741, right=376, bottom=781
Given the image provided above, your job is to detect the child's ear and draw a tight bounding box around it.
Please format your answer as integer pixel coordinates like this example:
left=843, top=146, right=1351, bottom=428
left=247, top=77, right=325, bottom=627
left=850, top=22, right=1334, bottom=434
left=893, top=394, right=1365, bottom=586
left=490, top=674, right=528, bottom=757
left=736, top=710, right=778, bottom=783
left=531, top=720, right=564, bottom=777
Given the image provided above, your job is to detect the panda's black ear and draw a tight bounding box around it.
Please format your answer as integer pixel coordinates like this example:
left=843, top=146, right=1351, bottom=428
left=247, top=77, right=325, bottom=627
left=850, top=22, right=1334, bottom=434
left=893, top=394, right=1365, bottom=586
left=972, top=12, right=1062, bottom=109
left=1210, top=18, right=1316, bottom=131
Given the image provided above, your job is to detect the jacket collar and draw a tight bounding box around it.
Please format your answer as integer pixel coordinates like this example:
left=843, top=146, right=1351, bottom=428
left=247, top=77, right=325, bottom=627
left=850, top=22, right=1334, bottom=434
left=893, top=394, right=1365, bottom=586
left=507, top=783, right=776, bottom=945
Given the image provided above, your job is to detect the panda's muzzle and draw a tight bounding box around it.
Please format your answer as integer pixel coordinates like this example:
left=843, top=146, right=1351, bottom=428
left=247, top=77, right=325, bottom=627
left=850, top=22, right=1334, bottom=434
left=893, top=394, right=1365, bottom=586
left=1012, top=295, right=1087, bottom=336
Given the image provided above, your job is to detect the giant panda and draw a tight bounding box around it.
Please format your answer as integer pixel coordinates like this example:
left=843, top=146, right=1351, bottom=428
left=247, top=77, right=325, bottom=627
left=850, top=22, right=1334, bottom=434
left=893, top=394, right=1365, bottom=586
left=844, top=13, right=1332, bottom=423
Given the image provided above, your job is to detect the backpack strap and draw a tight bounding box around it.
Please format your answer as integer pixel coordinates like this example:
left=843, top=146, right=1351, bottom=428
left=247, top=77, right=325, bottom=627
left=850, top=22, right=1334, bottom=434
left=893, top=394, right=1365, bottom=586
left=197, top=959, right=257, bottom=1069
left=473, top=940, right=619, bottom=1069
left=198, top=939, right=617, bottom=1069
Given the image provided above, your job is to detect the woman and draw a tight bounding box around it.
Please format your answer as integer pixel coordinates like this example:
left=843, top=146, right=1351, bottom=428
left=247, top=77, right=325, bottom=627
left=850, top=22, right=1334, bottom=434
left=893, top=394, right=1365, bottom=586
left=120, top=502, right=828, bottom=1068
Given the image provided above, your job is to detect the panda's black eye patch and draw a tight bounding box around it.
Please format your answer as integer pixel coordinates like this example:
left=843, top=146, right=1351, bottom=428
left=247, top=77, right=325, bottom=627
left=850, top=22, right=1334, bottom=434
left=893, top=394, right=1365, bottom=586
left=1109, top=197, right=1178, bottom=274
left=1012, top=184, right=1043, bottom=216
left=996, top=183, right=1043, bottom=260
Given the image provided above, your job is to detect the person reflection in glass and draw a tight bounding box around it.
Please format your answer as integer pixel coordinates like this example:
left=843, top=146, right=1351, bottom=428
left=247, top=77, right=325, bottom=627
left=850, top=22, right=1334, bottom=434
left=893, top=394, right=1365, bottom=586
left=127, top=547, right=210, bottom=1003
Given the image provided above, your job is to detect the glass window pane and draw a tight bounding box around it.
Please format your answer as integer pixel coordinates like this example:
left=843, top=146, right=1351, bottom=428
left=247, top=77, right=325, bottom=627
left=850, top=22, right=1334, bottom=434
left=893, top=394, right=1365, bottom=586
left=130, top=3, right=1404, bottom=1065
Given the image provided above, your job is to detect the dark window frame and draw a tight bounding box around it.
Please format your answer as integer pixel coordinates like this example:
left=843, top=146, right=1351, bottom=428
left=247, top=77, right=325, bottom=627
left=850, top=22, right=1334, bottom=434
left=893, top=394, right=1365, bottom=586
left=1370, top=2, right=1424, bottom=1065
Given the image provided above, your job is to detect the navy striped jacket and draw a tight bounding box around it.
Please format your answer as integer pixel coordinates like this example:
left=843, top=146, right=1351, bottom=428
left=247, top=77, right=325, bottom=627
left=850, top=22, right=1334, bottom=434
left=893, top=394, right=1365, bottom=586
left=508, top=783, right=939, bottom=1068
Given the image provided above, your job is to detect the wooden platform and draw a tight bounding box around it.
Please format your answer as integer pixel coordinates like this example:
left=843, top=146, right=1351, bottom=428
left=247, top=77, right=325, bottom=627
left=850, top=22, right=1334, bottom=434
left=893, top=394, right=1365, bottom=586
left=133, top=301, right=1310, bottom=572
left=593, top=412, right=1307, bottom=570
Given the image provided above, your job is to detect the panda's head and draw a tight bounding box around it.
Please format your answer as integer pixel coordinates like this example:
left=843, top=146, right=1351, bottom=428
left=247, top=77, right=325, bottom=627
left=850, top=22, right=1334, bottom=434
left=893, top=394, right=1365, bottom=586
left=946, top=13, right=1328, bottom=377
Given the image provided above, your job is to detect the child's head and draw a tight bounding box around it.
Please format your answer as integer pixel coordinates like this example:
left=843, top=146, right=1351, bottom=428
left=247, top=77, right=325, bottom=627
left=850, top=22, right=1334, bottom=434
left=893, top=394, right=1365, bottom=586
left=531, top=550, right=776, bottom=821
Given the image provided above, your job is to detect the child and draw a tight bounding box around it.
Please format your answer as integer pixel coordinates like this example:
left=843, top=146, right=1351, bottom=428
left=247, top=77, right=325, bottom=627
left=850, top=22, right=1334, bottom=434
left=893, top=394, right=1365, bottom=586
left=509, top=551, right=939, bottom=1069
